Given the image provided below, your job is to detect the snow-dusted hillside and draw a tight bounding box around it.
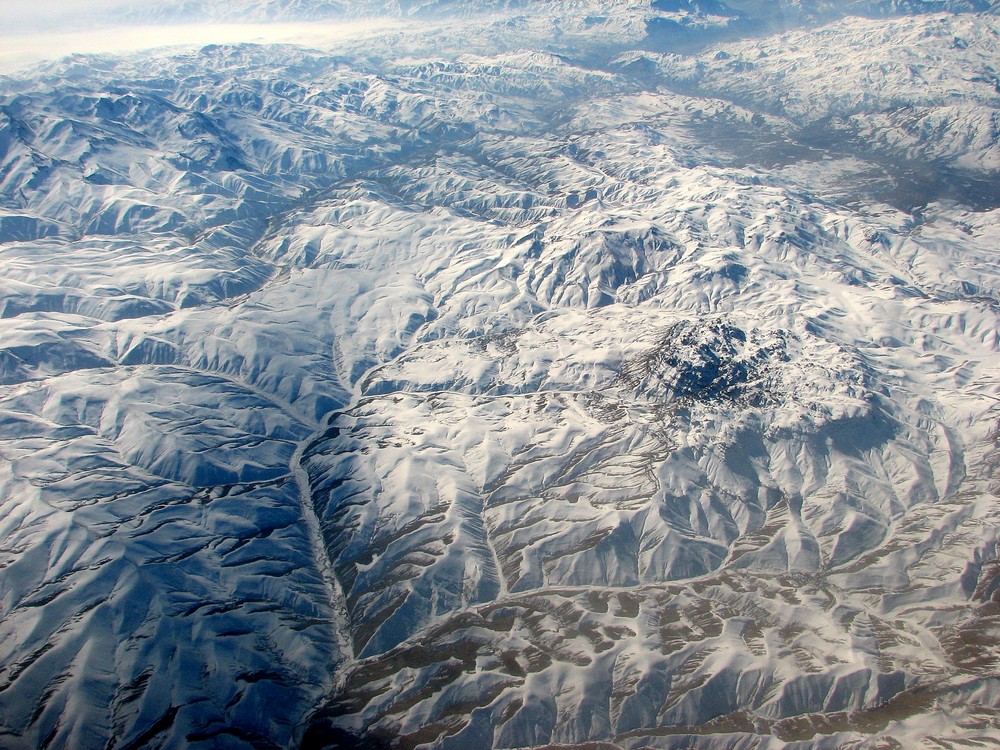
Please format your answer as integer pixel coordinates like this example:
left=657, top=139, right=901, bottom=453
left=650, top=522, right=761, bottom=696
left=648, top=13, right=1000, bottom=172
left=1, top=2, right=999, bottom=749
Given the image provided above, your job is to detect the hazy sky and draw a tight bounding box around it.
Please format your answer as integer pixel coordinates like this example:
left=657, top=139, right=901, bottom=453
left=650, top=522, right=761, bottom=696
left=0, top=2, right=409, bottom=73
left=0, top=0, right=136, bottom=29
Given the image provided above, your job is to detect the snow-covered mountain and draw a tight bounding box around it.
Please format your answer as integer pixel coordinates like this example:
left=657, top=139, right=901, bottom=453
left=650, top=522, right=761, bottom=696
left=1, top=2, right=999, bottom=748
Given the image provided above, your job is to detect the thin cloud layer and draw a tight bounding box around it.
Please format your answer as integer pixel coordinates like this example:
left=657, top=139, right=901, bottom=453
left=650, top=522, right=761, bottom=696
left=0, top=2, right=407, bottom=73
left=0, top=0, right=141, bottom=30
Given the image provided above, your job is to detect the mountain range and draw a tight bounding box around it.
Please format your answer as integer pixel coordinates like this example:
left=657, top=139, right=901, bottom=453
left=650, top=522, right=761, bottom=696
left=1, top=1, right=999, bottom=748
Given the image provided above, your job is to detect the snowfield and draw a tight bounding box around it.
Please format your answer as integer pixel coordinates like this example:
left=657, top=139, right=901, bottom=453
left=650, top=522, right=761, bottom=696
left=1, top=1, right=999, bottom=748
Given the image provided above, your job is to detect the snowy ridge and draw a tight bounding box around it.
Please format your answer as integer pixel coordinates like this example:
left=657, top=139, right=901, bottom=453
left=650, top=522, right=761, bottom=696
left=0, top=368, right=342, bottom=748
left=647, top=13, right=1000, bottom=174
left=1, top=3, right=1000, bottom=749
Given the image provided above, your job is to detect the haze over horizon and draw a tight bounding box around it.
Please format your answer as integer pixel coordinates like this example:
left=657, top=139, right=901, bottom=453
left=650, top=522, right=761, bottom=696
left=0, top=1, right=414, bottom=73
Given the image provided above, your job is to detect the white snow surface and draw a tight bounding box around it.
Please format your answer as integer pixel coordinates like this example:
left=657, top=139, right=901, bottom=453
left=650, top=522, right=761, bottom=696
left=1, top=2, right=1000, bottom=749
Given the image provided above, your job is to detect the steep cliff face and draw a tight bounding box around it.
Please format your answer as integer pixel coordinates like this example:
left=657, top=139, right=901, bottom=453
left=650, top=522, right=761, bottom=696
left=1, top=3, right=999, bottom=749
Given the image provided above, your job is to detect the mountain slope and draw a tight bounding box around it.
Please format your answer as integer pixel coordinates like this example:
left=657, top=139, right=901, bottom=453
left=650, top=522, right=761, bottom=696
left=1, top=4, right=999, bottom=750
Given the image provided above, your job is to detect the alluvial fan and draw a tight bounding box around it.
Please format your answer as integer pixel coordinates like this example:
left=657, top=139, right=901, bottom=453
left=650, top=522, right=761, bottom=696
left=1, top=1, right=999, bottom=748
